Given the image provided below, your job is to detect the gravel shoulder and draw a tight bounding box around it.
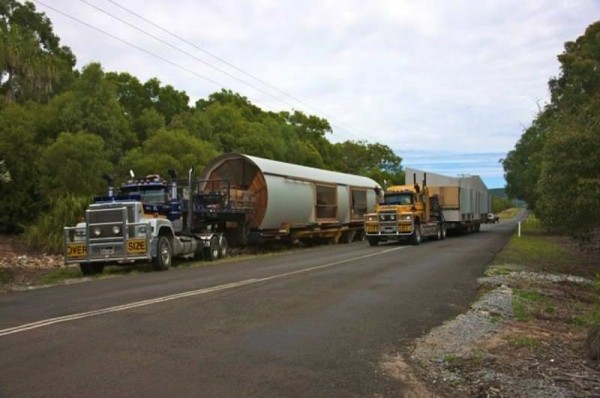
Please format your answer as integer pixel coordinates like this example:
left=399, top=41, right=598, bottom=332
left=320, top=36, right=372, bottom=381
left=380, top=234, right=600, bottom=398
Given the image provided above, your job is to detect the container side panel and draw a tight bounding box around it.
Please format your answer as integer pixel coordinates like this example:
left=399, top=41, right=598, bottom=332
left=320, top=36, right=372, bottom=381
left=337, top=186, right=350, bottom=224
left=442, top=209, right=461, bottom=223
left=430, top=186, right=460, bottom=208
left=350, top=188, right=369, bottom=220
left=460, top=187, right=472, bottom=215
left=260, top=176, right=314, bottom=230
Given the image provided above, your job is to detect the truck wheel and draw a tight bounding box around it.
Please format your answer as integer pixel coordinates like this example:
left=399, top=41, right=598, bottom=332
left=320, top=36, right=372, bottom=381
left=441, top=224, right=447, bottom=240
left=435, top=224, right=442, bottom=240
left=204, top=235, right=219, bottom=261
left=340, top=231, right=353, bottom=244
left=219, top=235, right=228, bottom=258
left=152, top=236, right=172, bottom=271
left=411, top=225, right=422, bottom=245
left=80, top=263, right=104, bottom=276
left=367, top=237, right=379, bottom=246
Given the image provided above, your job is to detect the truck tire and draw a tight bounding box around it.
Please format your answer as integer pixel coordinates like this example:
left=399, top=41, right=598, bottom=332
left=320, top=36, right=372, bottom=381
left=204, top=235, right=219, bottom=261
left=435, top=224, right=443, bottom=240
left=219, top=235, right=228, bottom=258
left=441, top=224, right=447, bottom=240
left=367, top=237, right=379, bottom=246
left=80, top=263, right=104, bottom=276
left=411, top=224, right=422, bottom=245
left=340, top=231, right=354, bottom=244
left=152, top=236, right=172, bottom=271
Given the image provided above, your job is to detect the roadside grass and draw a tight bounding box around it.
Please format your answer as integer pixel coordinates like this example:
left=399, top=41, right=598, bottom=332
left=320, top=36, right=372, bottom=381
left=508, top=336, right=541, bottom=348
left=492, top=215, right=573, bottom=273
left=498, top=208, right=520, bottom=220
left=40, top=268, right=85, bottom=285
left=0, top=268, right=14, bottom=284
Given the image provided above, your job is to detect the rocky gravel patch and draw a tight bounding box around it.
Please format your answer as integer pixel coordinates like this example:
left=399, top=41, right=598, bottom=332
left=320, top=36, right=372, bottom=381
left=397, top=271, right=600, bottom=397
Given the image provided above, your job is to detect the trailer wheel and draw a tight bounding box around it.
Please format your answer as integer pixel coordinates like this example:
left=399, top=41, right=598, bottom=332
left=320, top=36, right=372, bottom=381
left=340, top=231, right=353, bottom=244
left=219, top=235, right=228, bottom=258
left=367, top=237, right=379, bottom=246
left=354, top=230, right=366, bottom=242
left=204, top=235, right=219, bottom=261
left=411, top=225, right=422, bottom=245
left=80, top=263, right=104, bottom=276
left=152, top=236, right=172, bottom=271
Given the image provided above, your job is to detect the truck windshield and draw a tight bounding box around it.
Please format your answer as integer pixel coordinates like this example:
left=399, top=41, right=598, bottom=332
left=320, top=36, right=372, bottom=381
left=121, top=188, right=167, bottom=204
left=382, top=193, right=413, bottom=205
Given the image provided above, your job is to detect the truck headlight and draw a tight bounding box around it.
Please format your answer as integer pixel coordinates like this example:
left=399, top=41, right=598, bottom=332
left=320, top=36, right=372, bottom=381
left=401, top=214, right=412, bottom=221
left=366, top=215, right=377, bottom=222
left=93, top=227, right=101, bottom=236
left=112, top=225, right=121, bottom=235
left=138, top=226, right=147, bottom=235
left=390, top=215, right=396, bottom=221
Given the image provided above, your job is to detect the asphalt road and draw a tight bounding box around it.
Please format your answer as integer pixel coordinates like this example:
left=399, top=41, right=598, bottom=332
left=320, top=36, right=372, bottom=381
left=0, top=218, right=520, bottom=397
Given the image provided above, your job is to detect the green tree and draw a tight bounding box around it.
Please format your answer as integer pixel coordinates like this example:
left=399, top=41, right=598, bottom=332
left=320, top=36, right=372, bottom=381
left=503, top=21, right=600, bottom=242
left=143, top=78, right=189, bottom=124
left=119, top=128, right=219, bottom=180
left=0, top=159, right=10, bottom=183
left=134, top=107, right=165, bottom=141
left=0, top=0, right=75, bottom=102
left=40, top=131, right=113, bottom=197
left=501, top=110, right=549, bottom=210
left=334, top=140, right=403, bottom=184
left=169, top=110, right=213, bottom=142
left=56, top=63, right=136, bottom=160
left=0, top=102, right=43, bottom=232
left=106, top=71, right=146, bottom=117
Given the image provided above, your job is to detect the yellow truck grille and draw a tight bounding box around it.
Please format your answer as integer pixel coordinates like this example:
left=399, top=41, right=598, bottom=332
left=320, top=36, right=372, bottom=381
left=365, top=224, right=379, bottom=233
left=399, top=224, right=413, bottom=233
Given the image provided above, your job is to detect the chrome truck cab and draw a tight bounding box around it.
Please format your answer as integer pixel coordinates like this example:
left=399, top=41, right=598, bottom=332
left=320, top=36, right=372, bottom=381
left=64, top=201, right=157, bottom=274
left=63, top=173, right=218, bottom=275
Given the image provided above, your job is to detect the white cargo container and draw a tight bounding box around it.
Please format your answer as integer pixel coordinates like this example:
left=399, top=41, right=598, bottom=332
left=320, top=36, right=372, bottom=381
left=404, top=168, right=491, bottom=232
left=201, top=153, right=381, bottom=243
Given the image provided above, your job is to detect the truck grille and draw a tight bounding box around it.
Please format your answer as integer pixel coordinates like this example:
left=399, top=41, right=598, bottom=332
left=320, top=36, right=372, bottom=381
left=378, top=212, right=396, bottom=222
left=64, top=203, right=151, bottom=264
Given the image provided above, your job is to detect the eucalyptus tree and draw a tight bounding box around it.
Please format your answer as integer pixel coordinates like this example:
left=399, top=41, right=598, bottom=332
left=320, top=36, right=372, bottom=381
left=0, top=0, right=75, bottom=103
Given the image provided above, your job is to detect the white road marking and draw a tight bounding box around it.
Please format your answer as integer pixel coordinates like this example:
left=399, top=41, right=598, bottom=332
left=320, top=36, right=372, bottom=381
left=0, top=246, right=408, bottom=337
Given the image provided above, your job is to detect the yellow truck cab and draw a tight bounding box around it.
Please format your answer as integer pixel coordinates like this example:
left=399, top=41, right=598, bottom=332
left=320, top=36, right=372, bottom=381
left=364, top=175, right=446, bottom=246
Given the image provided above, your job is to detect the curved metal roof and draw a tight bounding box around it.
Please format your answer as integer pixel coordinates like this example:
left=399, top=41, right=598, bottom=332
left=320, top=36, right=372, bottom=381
left=203, top=153, right=381, bottom=188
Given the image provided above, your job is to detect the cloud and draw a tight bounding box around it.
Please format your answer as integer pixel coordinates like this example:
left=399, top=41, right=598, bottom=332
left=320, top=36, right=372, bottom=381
left=38, top=0, right=600, bottom=187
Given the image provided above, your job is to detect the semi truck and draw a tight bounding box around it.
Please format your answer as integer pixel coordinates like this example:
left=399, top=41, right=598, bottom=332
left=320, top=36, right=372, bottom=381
left=64, top=153, right=381, bottom=274
left=363, top=173, right=446, bottom=245
left=63, top=170, right=250, bottom=275
left=405, top=168, right=491, bottom=233
left=363, top=168, right=491, bottom=245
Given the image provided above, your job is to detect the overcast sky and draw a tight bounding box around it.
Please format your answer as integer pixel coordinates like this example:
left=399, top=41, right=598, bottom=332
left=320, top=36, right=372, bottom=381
left=35, top=0, right=600, bottom=188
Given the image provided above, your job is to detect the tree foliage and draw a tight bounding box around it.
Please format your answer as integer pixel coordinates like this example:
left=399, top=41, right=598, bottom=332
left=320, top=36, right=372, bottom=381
left=0, top=0, right=75, bottom=103
left=0, top=2, right=406, bottom=249
left=503, top=21, right=600, bottom=242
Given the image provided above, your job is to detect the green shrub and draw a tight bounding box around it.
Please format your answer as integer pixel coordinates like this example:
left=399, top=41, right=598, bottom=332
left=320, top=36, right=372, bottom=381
left=24, top=194, right=91, bottom=254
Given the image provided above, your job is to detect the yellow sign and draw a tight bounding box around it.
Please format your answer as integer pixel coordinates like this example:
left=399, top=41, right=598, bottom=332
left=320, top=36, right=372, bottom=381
left=67, top=243, right=87, bottom=258
left=127, top=239, right=147, bottom=254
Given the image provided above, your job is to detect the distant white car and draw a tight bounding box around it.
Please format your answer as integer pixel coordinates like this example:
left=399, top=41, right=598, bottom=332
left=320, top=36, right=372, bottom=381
left=486, top=213, right=499, bottom=224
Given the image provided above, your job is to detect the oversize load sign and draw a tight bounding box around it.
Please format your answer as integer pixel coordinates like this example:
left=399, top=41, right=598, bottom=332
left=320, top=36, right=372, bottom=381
left=66, top=239, right=147, bottom=258
left=127, top=239, right=147, bottom=254
left=67, top=243, right=87, bottom=257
